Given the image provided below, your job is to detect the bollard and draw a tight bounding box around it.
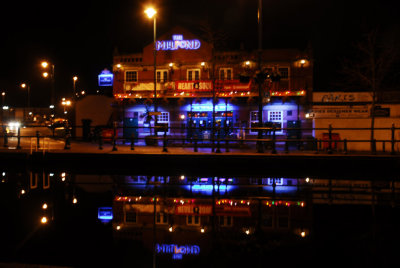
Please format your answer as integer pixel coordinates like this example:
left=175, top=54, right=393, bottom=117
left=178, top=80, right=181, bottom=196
left=130, top=133, right=135, bottom=150
left=64, top=127, right=71, bottom=150
left=314, top=138, right=319, bottom=154
left=194, top=136, right=198, bottom=152
left=16, top=127, right=21, bottom=150
left=271, top=126, right=277, bottom=154
left=284, top=140, right=289, bottom=154
left=327, top=124, right=333, bottom=154
left=64, top=134, right=71, bottom=150
left=391, top=123, right=395, bottom=155
left=3, top=131, right=7, bottom=148
left=371, top=139, right=376, bottom=154
left=112, top=122, right=118, bottom=151
left=162, top=131, right=168, bottom=152
left=99, top=135, right=103, bottom=150
left=225, top=138, right=230, bottom=153
left=343, top=139, right=348, bottom=154
left=36, top=131, right=40, bottom=149
left=215, top=131, right=221, bottom=153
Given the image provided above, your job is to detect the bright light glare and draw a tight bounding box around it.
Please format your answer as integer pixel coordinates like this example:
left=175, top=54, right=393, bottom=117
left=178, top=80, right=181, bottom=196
left=42, top=72, right=49, bottom=78
left=42, top=203, right=48, bottom=210
left=169, top=226, right=173, bottom=232
left=41, top=61, right=49, bottom=68
left=245, top=229, right=250, bottom=235
left=73, top=76, right=78, bottom=81
left=201, top=228, right=205, bottom=233
left=41, top=216, right=48, bottom=224
left=21, top=83, right=27, bottom=88
left=301, top=231, right=306, bottom=237
left=144, top=7, right=156, bottom=18
left=72, top=197, right=78, bottom=204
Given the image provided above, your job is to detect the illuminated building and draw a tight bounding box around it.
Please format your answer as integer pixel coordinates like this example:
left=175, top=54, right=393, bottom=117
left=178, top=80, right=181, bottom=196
left=113, top=26, right=313, bottom=139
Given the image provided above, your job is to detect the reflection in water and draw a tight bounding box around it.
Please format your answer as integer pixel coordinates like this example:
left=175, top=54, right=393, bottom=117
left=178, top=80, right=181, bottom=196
left=0, top=170, right=399, bottom=267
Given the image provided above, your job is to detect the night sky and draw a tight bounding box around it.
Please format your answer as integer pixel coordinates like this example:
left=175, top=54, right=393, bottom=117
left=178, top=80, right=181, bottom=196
left=0, top=0, right=398, bottom=107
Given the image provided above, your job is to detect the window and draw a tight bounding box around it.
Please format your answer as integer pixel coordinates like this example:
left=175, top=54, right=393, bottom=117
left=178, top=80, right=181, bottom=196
left=187, top=69, right=200, bottom=81
left=187, top=215, right=200, bottom=226
left=125, top=211, right=137, bottom=223
left=278, top=67, right=289, bottom=79
left=218, top=216, right=233, bottom=227
left=219, top=68, right=233, bottom=80
left=126, top=71, right=138, bottom=82
left=157, top=112, right=169, bottom=123
left=268, top=111, right=283, bottom=134
left=156, top=70, right=168, bottom=82
left=156, top=212, right=168, bottom=224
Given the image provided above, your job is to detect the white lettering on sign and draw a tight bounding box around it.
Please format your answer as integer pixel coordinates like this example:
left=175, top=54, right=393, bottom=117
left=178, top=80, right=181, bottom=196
left=313, top=92, right=372, bottom=103
left=156, top=34, right=201, bottom=51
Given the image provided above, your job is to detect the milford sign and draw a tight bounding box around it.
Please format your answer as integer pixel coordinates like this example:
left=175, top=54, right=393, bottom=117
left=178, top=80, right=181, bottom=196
left=156, top=34, right=201, bottom=51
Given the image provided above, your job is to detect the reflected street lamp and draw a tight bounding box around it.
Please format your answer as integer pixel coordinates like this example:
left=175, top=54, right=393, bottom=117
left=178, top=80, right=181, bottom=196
left=145, top=7, right=158, bottom=134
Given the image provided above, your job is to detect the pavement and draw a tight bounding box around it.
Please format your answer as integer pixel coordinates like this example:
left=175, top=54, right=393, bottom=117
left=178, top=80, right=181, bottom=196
left=0, top=137, right=395, bottom=157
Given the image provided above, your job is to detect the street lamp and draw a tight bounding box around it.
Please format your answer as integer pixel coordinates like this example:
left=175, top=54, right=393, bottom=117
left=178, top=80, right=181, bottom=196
left=73, top=76, right=78, bottom=98
left=61, top=98, right=72, bottom=116
left=145, top=7, right=158, bottom=133
left=1, top=92, right=5, bottom=123
left=41, top=61, right=55, bottom=111
left=21, top=83, right=31, bottom=121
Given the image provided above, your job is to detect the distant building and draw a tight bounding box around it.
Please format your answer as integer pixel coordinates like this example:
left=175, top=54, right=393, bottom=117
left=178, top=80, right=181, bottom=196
left=112, top=26, right=313, bottom=141
left=309, top=91, right=400, bottom=152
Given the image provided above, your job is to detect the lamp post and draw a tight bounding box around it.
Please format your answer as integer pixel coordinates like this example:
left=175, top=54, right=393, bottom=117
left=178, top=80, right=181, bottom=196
left=257, top=0, right=264, bottom=153
left=1, top=92, right=5, bottom=124
left=73, top=76, right=78, bottom=99
left=145, top=7, right=158, bottom=135
left=20, top=83, right=31, bottom=122
left=41, top=61, right=55, bottom=115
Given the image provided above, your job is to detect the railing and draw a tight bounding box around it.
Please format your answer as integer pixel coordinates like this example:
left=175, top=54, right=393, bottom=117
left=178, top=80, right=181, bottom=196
left=0, top=123, right=399, bottom=155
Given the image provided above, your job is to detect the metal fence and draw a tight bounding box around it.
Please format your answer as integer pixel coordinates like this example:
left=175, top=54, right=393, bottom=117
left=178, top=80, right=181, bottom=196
left=0, top=124, right=399, bottom=155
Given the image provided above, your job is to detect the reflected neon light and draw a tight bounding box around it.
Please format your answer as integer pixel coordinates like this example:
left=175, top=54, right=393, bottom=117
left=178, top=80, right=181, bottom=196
left=156, top=243, right=200, bottom=259
left=156, top=35, right=201, bottom=51
left=186, top=184, right=234, bottom=194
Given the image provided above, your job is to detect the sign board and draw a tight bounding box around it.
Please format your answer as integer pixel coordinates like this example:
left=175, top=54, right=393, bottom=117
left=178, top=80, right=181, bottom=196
left=372, top=106, right=390, bottom=117
left=313, top=92, right=372, bottom=103
left=309, top=106, right=370, bottom=118
left=156, top=34, right=201, bottom=51
left=98, top=69, right=113, bottom=87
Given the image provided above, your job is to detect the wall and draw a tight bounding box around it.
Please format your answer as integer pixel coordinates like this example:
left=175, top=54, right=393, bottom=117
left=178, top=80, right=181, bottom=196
left=75, top=95, right=114, bottom=137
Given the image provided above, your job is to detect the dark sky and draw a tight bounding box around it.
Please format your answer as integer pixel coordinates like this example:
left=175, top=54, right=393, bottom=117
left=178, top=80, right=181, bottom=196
left=0, top=0, right=398, bottom=107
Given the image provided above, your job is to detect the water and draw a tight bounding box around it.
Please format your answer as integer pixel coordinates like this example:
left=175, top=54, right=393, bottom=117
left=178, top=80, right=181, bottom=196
left=0, top=169, right=399, bottom=267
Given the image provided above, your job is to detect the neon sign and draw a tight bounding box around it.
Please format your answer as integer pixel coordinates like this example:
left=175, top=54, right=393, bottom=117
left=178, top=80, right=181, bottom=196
left=156, top=34, right=201, bottom=51
left=156, top=244, right=200, bottom=259
left=98, top=207, right=113, bottom=223
left=98, top=69, right=113, bottom=87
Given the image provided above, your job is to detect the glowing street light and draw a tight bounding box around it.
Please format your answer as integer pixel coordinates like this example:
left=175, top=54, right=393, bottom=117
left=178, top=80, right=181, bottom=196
left=40, top=60, right=55, bottom=109
left=73, top=76, right=78, bottom=98
left=41, top=216, right=48, bottom=224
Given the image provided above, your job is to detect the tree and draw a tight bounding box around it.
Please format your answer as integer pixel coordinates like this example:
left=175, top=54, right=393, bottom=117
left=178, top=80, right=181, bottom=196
left=341, top=28, right=399, bottom=148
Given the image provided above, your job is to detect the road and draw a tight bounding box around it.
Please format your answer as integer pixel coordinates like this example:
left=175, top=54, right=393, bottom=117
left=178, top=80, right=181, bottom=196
left=1, top=126, right=66, bottom=150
